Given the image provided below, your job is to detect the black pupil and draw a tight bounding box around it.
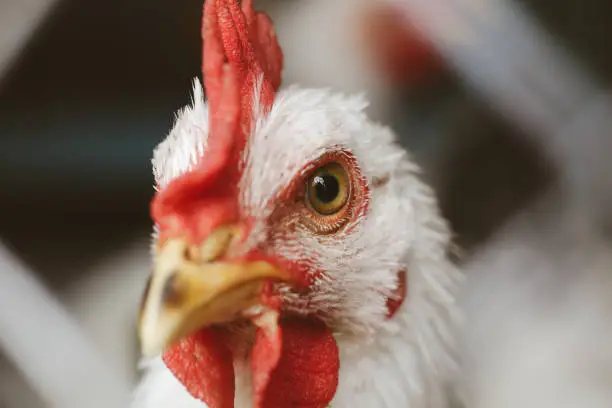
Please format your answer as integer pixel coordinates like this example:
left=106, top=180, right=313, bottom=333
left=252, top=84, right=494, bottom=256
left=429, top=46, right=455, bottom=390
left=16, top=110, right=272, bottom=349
left=313, top=173, right=339, bottom=203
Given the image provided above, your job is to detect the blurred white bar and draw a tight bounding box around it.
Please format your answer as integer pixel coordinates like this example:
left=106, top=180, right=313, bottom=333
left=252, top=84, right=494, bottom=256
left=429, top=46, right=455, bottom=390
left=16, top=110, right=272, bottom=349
left=0, top=0, right=59, bottom=79
left=391, top=0, right=612, bottom=214
left=63, top=238, right=152, bottom=388
left=0, top=240, right=128, bottom=408
left=392, top=0, right=597, bottom=136
left=270, top=0, right=393, bottom=120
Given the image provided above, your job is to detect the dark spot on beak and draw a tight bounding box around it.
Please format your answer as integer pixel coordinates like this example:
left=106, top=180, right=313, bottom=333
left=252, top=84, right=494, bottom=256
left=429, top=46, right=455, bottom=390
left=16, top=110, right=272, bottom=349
left=162, top=271, right=183, bottom=307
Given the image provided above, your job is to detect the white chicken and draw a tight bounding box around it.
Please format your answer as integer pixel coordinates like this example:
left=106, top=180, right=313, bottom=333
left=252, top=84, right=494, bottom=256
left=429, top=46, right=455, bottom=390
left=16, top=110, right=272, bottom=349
left=133, top=0, right=461, bottom=407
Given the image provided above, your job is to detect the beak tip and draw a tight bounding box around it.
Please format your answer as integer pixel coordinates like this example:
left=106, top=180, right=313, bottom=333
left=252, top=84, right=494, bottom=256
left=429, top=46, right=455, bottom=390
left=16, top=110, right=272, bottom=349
left=138, top=330, right=157, bottom=358
left=139, top=332, right=167, bottom=358
left=138, top=311, right=168, bottom=357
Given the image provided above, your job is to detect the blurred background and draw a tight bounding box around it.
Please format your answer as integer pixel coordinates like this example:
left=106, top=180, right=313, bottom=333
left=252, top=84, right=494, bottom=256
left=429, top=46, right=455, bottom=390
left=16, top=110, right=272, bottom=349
left=1, top=0, right=612, bottom=406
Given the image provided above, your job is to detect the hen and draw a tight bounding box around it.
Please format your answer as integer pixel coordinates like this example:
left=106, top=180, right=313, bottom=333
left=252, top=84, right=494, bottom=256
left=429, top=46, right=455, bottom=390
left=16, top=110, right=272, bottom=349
left=133, top=0, right=461, bottom=407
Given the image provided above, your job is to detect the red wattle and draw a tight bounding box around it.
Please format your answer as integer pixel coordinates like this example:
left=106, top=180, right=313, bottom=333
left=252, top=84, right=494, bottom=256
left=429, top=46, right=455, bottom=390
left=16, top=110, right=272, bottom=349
left=162, top=329, right=235, bottom=408
left=251, top=315, right=284, bottom=408
left=386, top=269, right=407, bottom=318
left=252, top=317, right=340, bottom=408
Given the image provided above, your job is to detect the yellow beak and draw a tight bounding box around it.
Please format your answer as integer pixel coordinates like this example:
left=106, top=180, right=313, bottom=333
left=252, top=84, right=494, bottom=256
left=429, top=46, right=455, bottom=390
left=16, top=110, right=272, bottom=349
left=138, top=225, right=290, bottom=356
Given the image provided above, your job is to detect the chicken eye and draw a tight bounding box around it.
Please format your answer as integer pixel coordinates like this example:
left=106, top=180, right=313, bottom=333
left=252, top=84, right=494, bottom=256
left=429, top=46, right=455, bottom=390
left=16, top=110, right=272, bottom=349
left=306, top=162, right=350, bottom=215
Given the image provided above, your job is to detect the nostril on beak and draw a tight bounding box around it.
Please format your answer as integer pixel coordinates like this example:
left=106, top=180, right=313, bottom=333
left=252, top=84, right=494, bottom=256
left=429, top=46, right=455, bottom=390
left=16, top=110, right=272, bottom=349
left=157, top=224, right=241, bottom=265
left=184, top=246, right=199, bottom=263
left=197, top=225, right=240, bottom=262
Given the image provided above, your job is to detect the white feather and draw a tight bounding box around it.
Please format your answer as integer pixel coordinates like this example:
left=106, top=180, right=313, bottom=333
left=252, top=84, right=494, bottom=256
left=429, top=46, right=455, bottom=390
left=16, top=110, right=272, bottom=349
left=458, top=194, right=612, bottom=408
left=0, top=240, right=128, bottom=408
left=134, top=80, right=462, bottom=408
left=152, top=78, right=209, bottom=190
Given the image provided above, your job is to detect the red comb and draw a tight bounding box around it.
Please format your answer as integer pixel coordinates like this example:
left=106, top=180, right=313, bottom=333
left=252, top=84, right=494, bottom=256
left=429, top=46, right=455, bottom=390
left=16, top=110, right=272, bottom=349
left=152, top=0, right=283, bottom=244
left=203, top=0, right=283, bottom=142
